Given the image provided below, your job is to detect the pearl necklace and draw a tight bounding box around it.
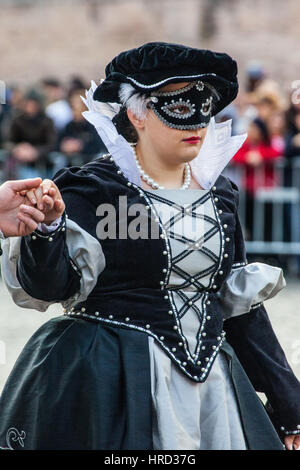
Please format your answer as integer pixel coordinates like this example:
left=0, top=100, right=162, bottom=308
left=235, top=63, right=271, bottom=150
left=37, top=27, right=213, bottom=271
left=131, top=144, right=191, bottom=190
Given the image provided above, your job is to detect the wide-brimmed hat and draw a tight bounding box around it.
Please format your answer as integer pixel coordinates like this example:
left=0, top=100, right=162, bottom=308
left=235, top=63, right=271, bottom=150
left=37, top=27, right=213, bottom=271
left=93, top=41, right=239, bottom=116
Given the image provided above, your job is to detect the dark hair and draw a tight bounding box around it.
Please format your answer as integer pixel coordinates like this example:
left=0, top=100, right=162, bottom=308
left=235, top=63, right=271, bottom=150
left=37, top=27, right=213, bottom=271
left=252, top=117, right=271, bottom=145
left=112, top=106, right=139, bottom=143
left=42, top=77, right=61, bottom=88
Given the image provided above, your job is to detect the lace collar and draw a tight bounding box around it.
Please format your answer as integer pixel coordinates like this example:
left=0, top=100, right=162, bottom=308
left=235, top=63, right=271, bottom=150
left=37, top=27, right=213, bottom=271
left=81, top=81, right=247, bottom=190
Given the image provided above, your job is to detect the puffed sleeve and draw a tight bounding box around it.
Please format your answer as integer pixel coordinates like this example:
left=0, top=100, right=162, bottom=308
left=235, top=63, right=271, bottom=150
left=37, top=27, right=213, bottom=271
left=222, top=179, right=300, bottom=440
left=1, top=166, right=106, bottom=312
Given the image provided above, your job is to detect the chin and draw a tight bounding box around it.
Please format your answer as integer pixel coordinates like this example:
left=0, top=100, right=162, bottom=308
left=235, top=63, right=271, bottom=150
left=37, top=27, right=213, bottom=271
left=182, top=146, right=201, bottom=161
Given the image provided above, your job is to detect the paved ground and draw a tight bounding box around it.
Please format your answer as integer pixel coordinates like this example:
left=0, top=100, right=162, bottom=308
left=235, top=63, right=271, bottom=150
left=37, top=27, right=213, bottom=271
left=0, top=276, right=299, bottom=394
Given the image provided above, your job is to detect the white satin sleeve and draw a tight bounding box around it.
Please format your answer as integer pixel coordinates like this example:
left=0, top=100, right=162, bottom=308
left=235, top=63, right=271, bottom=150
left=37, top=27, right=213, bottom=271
left=0, top=218, right=106, bottom=312
left=216, top=262, right=286, bottom=320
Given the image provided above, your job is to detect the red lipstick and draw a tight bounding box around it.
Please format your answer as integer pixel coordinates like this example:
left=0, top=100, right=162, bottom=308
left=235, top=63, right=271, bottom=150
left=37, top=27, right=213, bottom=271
left=183, top=136, right=201, bottom=144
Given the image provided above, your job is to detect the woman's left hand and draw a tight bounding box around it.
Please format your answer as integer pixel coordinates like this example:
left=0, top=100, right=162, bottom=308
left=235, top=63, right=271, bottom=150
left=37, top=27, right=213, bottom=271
left=284, top=434, right=300, bottom=450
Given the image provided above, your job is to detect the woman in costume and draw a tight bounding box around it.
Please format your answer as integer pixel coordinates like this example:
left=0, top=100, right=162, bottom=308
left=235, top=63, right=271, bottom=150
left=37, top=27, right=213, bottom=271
left=0, top=42, right=300, bottom=451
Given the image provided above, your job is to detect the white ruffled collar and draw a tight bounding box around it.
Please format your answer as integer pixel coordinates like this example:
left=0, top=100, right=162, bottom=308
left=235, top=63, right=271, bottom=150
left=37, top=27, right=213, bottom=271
left=81, top=80, right=247, bottom=190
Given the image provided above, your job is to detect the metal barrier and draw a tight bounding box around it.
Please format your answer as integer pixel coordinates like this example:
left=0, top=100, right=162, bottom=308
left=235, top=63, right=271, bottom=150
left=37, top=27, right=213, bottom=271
left=223, top=157, right=300, bottom=259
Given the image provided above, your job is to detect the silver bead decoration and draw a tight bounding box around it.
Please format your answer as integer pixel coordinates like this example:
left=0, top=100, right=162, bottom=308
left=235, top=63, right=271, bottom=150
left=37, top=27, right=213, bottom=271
left=32, top=235, right=37, bottom=240
left=172, top=347, right=176, bottom=352
left=224, top=253, right=228, bottom=258
left=160, top=336, right=164, bottom=340
left=146, top=324, right=150, bottom=329
left=109, top=315, right=113, bottom=319
left=168, top=310, right=173, bottom=315
left=95, top=312, right=99, bottom=316
left=48, top=237, right=53, bottom=242
left=223, top=224, right=228, bottom=229
left=212, top=186, right=217, bottom=191
left=125, top=317, right=130, bottom=322
left=81, top=307, right=86, bottom=312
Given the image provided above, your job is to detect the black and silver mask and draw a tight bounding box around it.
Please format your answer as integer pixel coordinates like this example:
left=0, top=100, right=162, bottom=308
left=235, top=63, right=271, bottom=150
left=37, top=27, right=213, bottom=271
left=147, top=81, right=219, bottom=130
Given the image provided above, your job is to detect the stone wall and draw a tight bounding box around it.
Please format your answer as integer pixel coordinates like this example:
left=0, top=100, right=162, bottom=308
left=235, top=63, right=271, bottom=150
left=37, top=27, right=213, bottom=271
left=0, top=0, right=299, bottom=95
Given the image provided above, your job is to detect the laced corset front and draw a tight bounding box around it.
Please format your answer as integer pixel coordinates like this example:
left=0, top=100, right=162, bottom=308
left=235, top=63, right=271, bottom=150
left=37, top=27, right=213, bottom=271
left=145, top=188, right=222, bottom=359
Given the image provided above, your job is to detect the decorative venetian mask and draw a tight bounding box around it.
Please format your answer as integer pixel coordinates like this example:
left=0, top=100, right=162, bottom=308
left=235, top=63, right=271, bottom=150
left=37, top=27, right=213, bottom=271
left=147, top=81, right=219, bottom=130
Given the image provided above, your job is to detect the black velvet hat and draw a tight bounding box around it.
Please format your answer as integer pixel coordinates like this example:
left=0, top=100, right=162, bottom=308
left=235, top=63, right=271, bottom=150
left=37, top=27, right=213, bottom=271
left=93, top=42, right=239, bottom=116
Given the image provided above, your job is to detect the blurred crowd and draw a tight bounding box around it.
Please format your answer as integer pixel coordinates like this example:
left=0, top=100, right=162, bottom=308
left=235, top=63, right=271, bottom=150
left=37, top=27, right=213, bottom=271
left=1, top=65, right=300, bottom=245
left=0, top=75, right=107, bottom=182
left=216, top=62, right=300, bottom=242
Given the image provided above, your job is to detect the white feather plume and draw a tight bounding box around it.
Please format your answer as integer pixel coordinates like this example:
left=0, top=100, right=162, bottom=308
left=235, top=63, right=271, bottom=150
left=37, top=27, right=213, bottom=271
left=119, top=83, right=149, bottom=119
left=80, top=80, right=121, bottom=119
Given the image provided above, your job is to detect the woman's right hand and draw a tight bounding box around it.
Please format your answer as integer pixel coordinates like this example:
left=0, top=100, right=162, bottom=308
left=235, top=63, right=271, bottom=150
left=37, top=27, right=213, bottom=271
left=18, top=179, right=66, bottom=226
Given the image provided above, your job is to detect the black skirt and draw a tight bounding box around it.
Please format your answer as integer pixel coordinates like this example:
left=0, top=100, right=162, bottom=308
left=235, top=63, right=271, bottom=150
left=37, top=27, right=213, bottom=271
left=0, top=315, right=283, bottom=450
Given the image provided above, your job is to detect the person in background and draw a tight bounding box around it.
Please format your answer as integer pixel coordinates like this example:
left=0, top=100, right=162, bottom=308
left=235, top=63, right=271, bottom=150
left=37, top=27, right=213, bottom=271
left=285, top=102, right=300, bottom=161
left=0, top=85, right=24, bottom=150
left=67, top=75, right=88, bottom=99
left=266, top=111, right=287, bottom=155
left=41, top=78, right=73, bottom=132
left=232, top=117, right=281, bottom=240
left=245, top=61, right=265, bottom=93
left=58, top=90, right=106, bottom=165
left=3, top=90, right=57, bottom=180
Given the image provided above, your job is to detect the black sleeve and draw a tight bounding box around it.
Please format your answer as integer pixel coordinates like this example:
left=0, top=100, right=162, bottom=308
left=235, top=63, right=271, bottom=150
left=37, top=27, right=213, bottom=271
left=223, top=179, right=300, bottom=438
left=16, top=166, right=102, bottom=303
left=16, top=211, right=81, bottom=302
